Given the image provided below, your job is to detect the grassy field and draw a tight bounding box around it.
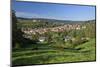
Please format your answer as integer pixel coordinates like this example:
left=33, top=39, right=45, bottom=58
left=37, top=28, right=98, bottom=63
left=12, top=38, right=96, bottom=66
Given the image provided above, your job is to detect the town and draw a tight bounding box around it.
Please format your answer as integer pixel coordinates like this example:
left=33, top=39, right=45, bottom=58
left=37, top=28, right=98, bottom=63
left=22, top=23, right=86, bottom=35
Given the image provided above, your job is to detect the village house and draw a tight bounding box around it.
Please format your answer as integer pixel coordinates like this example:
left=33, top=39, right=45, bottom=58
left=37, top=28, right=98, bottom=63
left=39, top=36, right=46, bottom=42
left=64, top=36, right=72, bottom=42
left=21, top=23, right=82, bottom=36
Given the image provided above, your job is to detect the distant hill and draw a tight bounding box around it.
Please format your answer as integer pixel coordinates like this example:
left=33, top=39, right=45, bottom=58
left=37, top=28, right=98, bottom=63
left=17, top=17, right=95, bottom=24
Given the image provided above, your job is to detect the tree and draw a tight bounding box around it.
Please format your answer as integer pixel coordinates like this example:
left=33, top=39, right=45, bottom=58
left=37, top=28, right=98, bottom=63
left=12, top=10, right=24, bottom=48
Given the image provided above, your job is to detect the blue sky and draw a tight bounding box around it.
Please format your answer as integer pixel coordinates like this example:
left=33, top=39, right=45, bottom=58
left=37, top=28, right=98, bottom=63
left=12, top=0, right=95, bottom=21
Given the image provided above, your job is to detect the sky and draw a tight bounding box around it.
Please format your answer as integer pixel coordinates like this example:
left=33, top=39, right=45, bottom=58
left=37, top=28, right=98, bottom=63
left=12, top=0, right=96, bottom=21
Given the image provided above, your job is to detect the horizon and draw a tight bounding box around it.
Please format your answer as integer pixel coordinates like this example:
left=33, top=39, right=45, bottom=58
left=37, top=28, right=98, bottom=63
left=17, top=16, right=95, bottom=22
left=12, top=0, right=96, bottom=21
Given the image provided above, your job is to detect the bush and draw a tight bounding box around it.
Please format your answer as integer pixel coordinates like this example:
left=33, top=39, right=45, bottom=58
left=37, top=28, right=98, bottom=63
left=71, top=37, right=89, bottom=47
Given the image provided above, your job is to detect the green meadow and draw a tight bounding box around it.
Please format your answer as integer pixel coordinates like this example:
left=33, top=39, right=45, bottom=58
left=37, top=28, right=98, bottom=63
left=12, top=38, right=96, bottom=66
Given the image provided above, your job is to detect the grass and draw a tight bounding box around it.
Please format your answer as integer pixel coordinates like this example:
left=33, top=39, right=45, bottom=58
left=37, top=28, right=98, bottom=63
left=12, top=38, right=96, bottom=66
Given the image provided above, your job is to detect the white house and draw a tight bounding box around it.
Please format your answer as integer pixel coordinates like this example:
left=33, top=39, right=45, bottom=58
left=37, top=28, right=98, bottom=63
left=64, top=36, right=71, bottom=42
left=39, top=37, right=46, bottom=42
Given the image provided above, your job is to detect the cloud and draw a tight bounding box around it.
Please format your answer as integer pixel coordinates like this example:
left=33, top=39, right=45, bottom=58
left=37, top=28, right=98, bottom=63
left=15, top=11, right=55, bottom=19
left=15, top=12, right=41, bottom=18
left=15, top=11, right=68, bottom=20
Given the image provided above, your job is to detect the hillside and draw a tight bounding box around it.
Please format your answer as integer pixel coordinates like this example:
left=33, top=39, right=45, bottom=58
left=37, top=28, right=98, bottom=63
left=17, top=17, right=95, bottom=24
left=12, top=38, right=96, bottom=66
